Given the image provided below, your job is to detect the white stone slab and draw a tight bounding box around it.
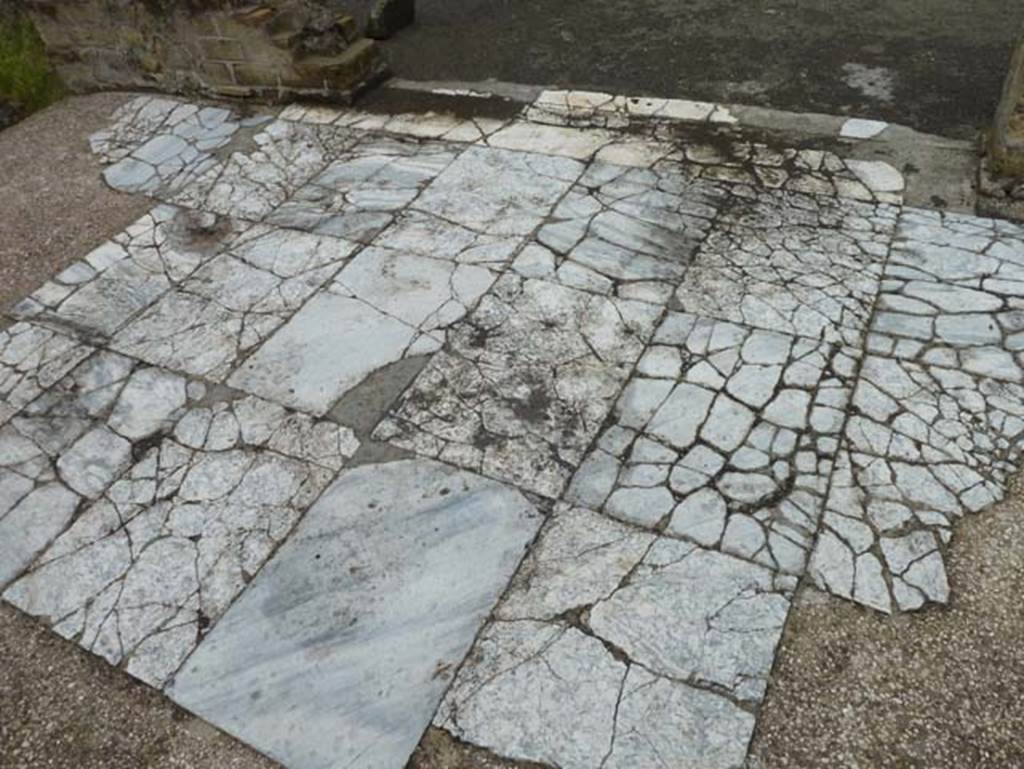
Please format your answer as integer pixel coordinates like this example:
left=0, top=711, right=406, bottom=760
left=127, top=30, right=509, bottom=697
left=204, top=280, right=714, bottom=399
left=169, top=458, right=541, bottom=769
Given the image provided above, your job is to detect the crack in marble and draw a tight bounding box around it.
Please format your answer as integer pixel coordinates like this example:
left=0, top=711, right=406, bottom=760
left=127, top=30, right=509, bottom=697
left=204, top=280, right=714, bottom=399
left=568, top=312, right=857, bottom=574
left=3, top=391, right=358, bottom=687
left=0, top=323, right=94, bottom=424
left=374, top=273, right=662, bottom=498
left=109, top=227, right=358, bottom=382
left=676, top=188, right=898, bottom=346
left=93, top=96, right=245, bottom=195
left=13, top=206, right=250, bottom=342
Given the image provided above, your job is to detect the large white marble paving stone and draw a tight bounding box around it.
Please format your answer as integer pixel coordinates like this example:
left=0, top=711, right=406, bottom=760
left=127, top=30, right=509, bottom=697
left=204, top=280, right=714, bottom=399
left=168, top=458, right=542, bottom=769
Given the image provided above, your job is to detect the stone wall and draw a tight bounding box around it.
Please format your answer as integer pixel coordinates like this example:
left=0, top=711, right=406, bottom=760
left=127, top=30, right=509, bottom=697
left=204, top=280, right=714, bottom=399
left=20, top=0, right=388, bottom=103
left=991, top=24, right=1024, bottom=175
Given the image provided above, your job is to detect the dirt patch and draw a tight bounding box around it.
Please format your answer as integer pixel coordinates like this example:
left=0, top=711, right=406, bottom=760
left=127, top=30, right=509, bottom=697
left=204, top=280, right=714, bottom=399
left=750, top=474, right=1024, bottom=769
left=409, top=727, right=553, bottom=769
left=0, top=604, right=280, bottom=769
left=0, top=92, right=151, bottom=317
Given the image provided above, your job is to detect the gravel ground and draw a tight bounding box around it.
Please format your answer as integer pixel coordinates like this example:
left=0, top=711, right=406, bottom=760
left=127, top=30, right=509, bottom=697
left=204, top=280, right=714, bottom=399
left=0, top=604, right=281, bottom=769
left=750, top=474, right=1024, bottom=769
left=0, top=91, right=150, bottom=316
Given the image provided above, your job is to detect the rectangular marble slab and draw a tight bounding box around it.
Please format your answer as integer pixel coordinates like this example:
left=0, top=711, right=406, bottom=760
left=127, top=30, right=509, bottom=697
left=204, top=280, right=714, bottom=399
left=374, top=273, right=662, bottom=498
left=168, top=458, right=541, bottom=769
left=228, top=242, right=499, bottom=414
left=265, top=134, right=463, bottom=242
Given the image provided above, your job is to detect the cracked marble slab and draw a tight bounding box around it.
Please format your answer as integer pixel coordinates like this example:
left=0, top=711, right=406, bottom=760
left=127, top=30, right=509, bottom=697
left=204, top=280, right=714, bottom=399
left=412, top=146, right=584, bottom=237
left=568, top=312, right=858, bottom=574
left=676, top=190, right=897, bottom=345
left=810, top=353, right=1024, bottom=612
left=109, top=227, right=358, bottom=382
left=524, top=89, right=739, bottom=130
left=868, top=208, right=1024, bottom=381
left=436, top=537, right=794, bottom=769
left=265, top=134, right=462, bottom=242
left=0, top=350, right=198, bottom=587
left=13, top=206, right=251, bottom=341
left=93, top=96, right=244, bottom=195
left=228, top=241, right=498, bottom=415
left=3, top=391, right=357, bottom=687
left=168, top=458, right=541, bottom=769
left=0, top=323, right=94, bottom=424
left=171, top=119, right=357, bottom=221
left=374, top=273, right=662, bottom=498
left=511, top=160, right=723, bottom=304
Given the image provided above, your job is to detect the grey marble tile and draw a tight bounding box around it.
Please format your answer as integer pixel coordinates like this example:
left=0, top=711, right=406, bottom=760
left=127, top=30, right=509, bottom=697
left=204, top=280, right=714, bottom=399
left=374, top=273, right=662, bottom=498
left=228, top=242, right=498, bottom=414
left=168, top=458, right=541, bottom=769
left=434, top=539, right=792, bottom=769
left=513, top=161, right=723, bottom=304
left=110, top=227, right=358, bottom=382
left=4, top=391, right=357, bottom=687
left=266, top=134, right=463, bottom=242
left=0, top=323, right=95, bottom=425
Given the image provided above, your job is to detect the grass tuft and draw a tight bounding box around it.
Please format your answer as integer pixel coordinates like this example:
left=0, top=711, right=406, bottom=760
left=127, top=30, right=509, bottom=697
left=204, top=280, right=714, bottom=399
left=0, top=8, right=64, bottom=115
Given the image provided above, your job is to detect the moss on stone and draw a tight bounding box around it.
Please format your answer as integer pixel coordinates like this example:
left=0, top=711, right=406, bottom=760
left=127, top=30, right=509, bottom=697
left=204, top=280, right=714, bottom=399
left=0, top=7, right=64, bottom=116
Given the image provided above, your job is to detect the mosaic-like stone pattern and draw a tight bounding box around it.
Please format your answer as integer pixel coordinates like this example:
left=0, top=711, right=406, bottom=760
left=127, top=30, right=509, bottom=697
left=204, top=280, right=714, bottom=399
left=568, top=312, right=857, bottom=574
left=1, top=351, right=197, bottom=587
left=4, top=393, right=358, bottom=687
left=0, top=323, right=93, bottom=424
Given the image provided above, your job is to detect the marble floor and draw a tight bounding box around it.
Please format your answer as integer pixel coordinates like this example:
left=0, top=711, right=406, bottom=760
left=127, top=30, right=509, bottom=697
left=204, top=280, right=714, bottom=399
left=2, top=90, right=1022, bottom=769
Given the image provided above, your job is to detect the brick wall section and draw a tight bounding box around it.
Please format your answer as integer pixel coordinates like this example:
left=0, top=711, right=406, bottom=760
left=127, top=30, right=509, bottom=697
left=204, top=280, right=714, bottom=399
left=22, top=0, right=389, bottom=103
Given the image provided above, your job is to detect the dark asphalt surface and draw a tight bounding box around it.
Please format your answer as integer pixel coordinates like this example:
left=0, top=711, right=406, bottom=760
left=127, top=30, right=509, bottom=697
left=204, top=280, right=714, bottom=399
left=371, top=0, right=1022, bottom=138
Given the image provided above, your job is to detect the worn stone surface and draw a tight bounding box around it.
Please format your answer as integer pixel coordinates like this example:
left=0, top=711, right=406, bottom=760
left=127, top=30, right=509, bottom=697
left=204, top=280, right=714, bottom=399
left=4, top=392, right=357, bottom=688
left=3, top=91, right=1024, bottom=769
left=169, top=458, right=540, bottom=769
left=568, top=312, right=857, bottom=574
left=375, top=273, right=661, bottom=497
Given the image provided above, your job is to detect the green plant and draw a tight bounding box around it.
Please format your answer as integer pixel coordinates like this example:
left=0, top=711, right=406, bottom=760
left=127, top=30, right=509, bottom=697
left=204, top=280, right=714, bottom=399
left=0, top=9, right=64, bottom=114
